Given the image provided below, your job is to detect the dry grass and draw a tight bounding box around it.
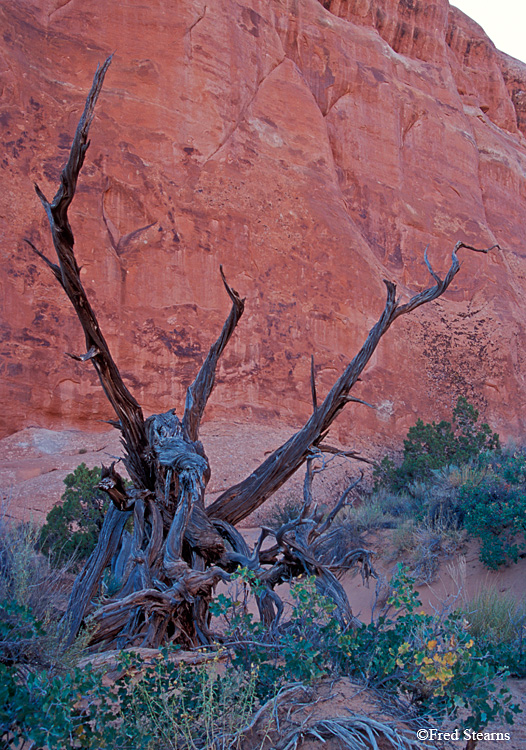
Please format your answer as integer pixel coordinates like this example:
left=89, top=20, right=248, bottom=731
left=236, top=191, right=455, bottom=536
left=461, top=586, right=526, bottom=645
left=389, top=516, right=465, bottom=583
left=0, top=509, right=77, bottom=669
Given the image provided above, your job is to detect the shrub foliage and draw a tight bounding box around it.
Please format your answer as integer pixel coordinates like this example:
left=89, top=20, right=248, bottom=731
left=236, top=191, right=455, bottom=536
left=461, top=451, right=526, bottom=569
left=39, top=464, right=108, bottom=565
left=1, top=568, right=520, bottom=748
left=374, top=397, right=500, bottom=491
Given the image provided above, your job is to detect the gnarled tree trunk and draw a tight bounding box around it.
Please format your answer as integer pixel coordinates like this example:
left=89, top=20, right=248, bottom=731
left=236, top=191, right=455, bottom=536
left=27, top=57, right=494, bottom=650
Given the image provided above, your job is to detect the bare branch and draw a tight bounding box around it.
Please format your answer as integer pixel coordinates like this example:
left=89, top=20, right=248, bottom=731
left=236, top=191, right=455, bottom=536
left=66, top=345, right=100, bottom=362
left=310, top=355, right=318, bottom=411
left=341, top=396, right=375, bottom=409
left=423, top=244, right=441, bottom=284
left=207, top=244, right=492, bottom=525
left=314, top=472, right=363, bottom=539
left=316, top=444, right=375, bottom=465
left=24, top=239, right=61, bottom=282
left=32, top=55, right=148, bottom=486
left=182, top=266, right=245, bottom=442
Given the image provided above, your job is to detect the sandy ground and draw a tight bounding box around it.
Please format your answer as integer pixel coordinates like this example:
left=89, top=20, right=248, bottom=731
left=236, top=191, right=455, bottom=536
left=0, top=421, right=356, bottom=525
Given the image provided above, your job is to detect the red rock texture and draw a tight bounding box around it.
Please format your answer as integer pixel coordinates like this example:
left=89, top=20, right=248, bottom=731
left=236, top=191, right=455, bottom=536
left=1, top=0, right=525, bottom=447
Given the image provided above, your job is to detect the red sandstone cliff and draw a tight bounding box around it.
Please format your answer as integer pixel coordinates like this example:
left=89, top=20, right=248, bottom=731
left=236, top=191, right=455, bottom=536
left=1, top=0, right=525, bottom=447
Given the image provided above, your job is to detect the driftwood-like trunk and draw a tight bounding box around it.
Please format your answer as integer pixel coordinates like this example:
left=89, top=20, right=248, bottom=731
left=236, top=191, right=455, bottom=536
left=28, top=57, right=494, bottom=650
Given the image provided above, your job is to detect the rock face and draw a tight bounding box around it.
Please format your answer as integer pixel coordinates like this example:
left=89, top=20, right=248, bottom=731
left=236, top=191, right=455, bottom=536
left=1, top=0, right=525, bottom=447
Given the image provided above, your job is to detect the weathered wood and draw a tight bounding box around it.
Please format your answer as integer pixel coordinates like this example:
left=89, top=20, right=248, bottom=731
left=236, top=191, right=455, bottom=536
left=31, top=57, right=492, bottom=652
left=182, top=267, right=245, bottom=443
left=63, top=504, right=132, bottom=646
left=28, top=55, right=148, bottom=488
left=207, top=242, right=494, bottom=526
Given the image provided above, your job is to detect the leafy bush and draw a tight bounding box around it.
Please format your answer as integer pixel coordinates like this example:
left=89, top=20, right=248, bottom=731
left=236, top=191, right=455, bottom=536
left=1, top=592, right=261, bottom=749
left=39, top=463, right=108, bottom=566
left=460, top=451, right=526, bottom=568
left=340, top=566, right=519, bottom=731
left=1, top=568, right=520, bottom=747
left=210, top=570, right=341, bottom=697
left=0, top=514, right=93, bottom=748
left=103, top=649, right=260, bottom=750
left=211, top=568, right=520, bottom=734
left=374, top=397, right=500, bottom=491
left=0, top=601, right=101, bottom=749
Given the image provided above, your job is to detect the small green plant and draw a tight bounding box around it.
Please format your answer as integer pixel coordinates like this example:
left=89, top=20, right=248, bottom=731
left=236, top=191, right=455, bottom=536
left=0, top=599, right=263, bottom=749
left=342, top=497, right=396, bottom=531
left=39, top=463, right=108, bottom=566
left=374, top=397, right=500, bottom=491
left=1, top=567, right=520, bottom=748
left=211, top=567, right=520, bottom=735
left=211, top=569, right=343, bottom=697
left=94, top=648, right=261, bottom=750
left=0, top=580, right=108, bottom=749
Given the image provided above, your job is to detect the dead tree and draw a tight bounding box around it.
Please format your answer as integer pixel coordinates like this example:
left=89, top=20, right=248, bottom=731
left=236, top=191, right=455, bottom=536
left=28, top=57, right=493, bottom=650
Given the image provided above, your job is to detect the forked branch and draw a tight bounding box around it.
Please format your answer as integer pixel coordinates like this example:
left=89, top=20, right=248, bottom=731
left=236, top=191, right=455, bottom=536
left=207, top=242, right=495, bottom=525
left=28, top=55, right=495, bottom=652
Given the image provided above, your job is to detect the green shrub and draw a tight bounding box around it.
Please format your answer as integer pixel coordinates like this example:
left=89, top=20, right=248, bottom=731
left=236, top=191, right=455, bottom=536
left=342, top=497, right=396, bottom=531
left=340, top=566, right=519, bottom=731
left=95, top=649, right=260, bottom=750
left=374, top=397, right=500, bottom=491
left=0, top=601, right=98, bottom=750
left=39, top=463, right=108, bottom=566
left=210, top=570, right=341, bottom=697
left=1, top=568, right=520, bottom=747
left=460, top=452, right=526, bottom=569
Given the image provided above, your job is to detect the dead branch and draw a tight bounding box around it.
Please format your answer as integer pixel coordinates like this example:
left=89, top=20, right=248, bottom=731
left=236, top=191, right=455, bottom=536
left=207, top=242, right=493, bottom=526
left=29, top=56, right=492, bottom=652
left=182, top=267, right=245, bottom=442
left=29, top=55, right=148, bottom=487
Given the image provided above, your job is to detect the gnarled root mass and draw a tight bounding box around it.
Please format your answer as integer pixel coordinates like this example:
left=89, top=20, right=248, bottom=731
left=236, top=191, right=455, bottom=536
left=27, top=56, right=494, bottom=651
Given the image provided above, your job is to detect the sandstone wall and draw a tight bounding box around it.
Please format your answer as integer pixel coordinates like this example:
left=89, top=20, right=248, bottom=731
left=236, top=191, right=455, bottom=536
left=1, top=0, right=525, bottom=448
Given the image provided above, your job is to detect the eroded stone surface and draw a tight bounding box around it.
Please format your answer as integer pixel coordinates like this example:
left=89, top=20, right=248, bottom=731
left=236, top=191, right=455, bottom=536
left=1, top=0, right=525, bottom=450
